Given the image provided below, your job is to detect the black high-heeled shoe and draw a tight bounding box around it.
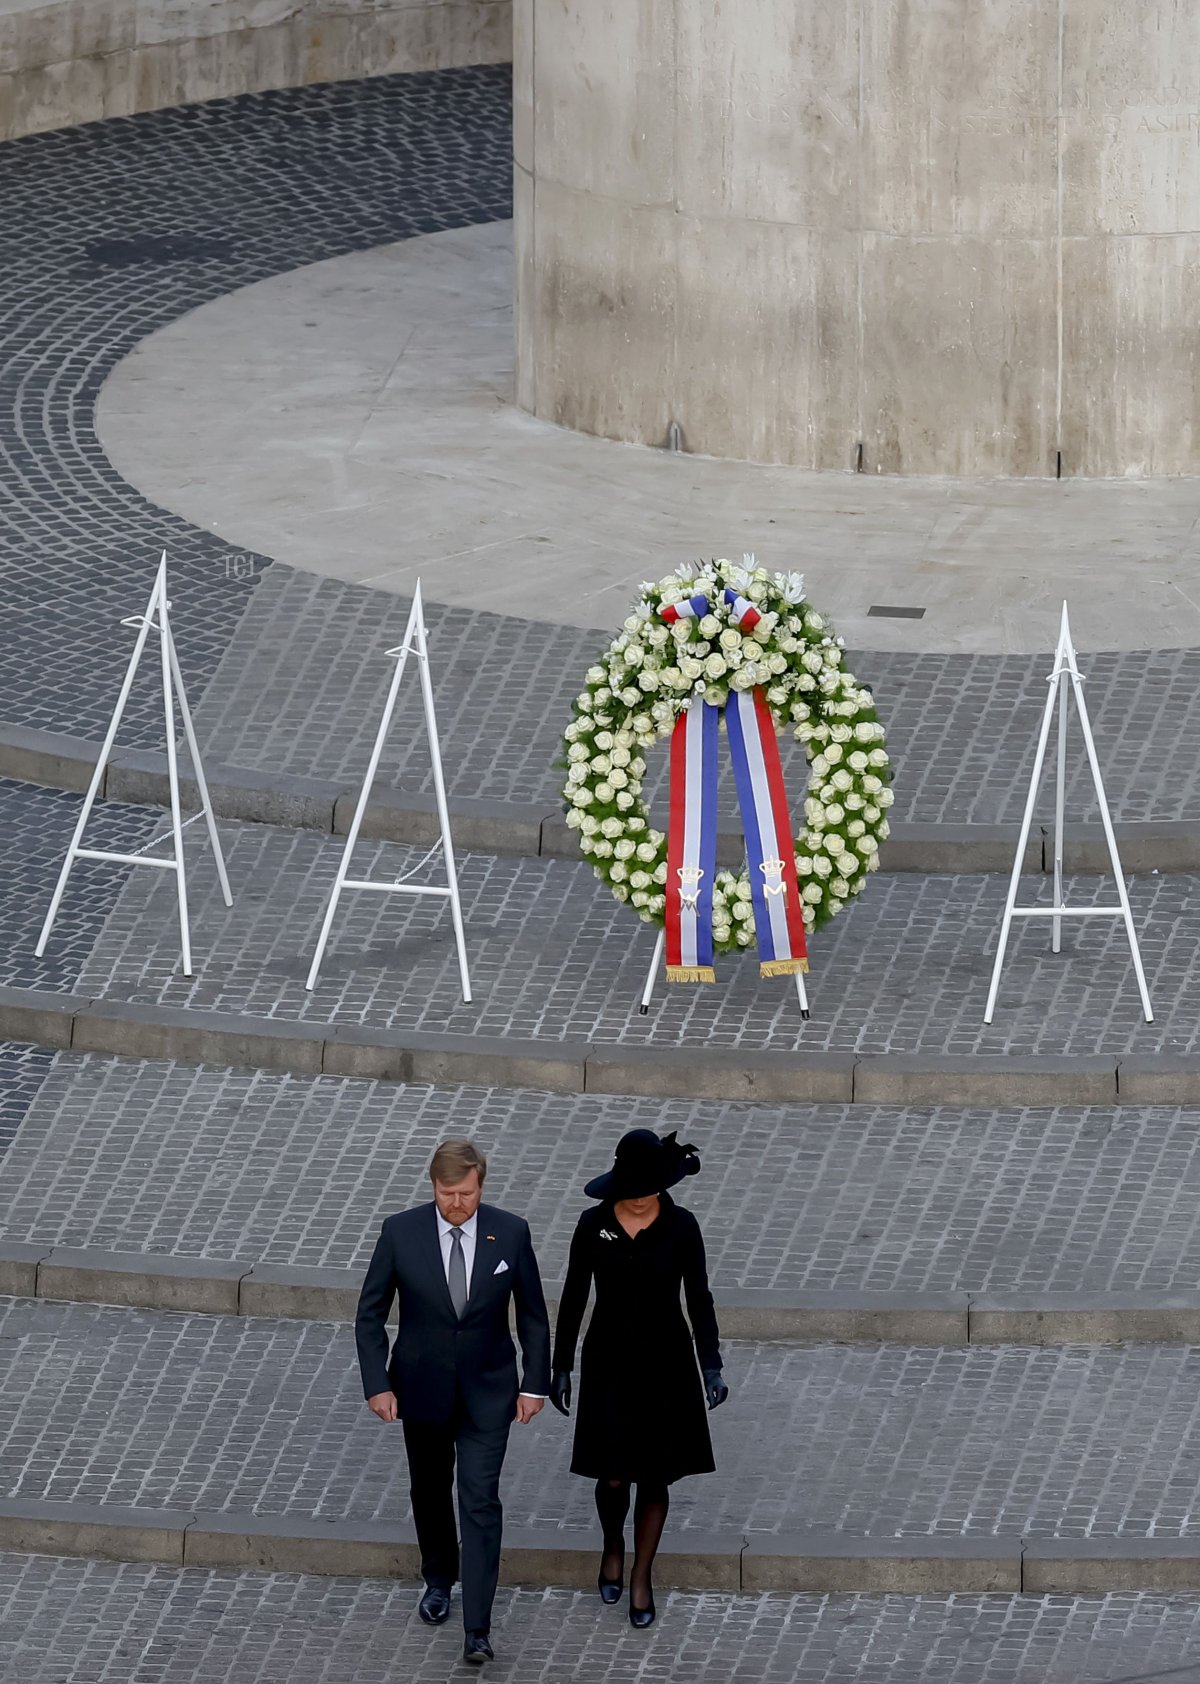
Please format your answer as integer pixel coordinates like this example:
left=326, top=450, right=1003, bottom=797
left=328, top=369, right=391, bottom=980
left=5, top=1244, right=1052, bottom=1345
left=628, top=1590, right=656, bottom=1629
left=598, top=1543, right=625, bottom=1604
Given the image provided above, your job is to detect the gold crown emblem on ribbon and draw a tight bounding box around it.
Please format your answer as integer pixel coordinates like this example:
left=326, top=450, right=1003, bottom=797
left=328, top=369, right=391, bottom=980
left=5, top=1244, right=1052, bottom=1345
left=760, top=857, right=787, bottom=897
left=677, top=863, right=705, bottom=909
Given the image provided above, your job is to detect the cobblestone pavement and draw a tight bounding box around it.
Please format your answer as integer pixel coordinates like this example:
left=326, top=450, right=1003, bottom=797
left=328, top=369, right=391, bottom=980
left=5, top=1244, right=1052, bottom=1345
left=0, top=68, right=510, bottom=744
left=6, top=1299, right=1200, bottom=1540
left=7, top=1556, right=1200, bottom=1684
left=0, top=779, right=160, bottom=994
left=61, top=815, right=1200, bottom=1054
left=0, top=1045, right=57, bottom=1165
left=0, top=779, right=165, bottom=1154
left=7, top=1055, right=1200, bottom=1297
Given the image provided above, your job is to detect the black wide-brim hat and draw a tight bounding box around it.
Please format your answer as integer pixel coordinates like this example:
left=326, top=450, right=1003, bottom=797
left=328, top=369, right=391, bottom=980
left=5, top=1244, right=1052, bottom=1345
left=583, top=1128, right=702, bottom=1202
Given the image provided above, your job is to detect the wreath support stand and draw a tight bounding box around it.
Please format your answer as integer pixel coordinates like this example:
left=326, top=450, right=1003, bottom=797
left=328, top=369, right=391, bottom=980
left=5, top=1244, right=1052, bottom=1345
left=305, top=580, right=472, bottom=1001
left=35, top=551, right=233, bottom=977
left=637, top=926, right=810, bottom=1018
left=983, top=602, right=1153, bottom=1024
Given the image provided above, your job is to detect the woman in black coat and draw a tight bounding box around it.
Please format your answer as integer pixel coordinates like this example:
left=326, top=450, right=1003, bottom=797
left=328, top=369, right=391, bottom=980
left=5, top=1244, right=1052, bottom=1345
left=549, top=1129, right=728, bottom=1629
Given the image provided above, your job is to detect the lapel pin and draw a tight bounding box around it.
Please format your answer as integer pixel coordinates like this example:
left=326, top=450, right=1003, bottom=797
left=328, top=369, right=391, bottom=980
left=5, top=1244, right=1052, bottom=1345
left=486, top=1235, right=496, bottom=1241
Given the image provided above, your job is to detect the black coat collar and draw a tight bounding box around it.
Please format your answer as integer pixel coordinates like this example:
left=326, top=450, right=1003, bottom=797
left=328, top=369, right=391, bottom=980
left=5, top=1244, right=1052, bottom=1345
left=600, top=1190, right=675, bottom=1240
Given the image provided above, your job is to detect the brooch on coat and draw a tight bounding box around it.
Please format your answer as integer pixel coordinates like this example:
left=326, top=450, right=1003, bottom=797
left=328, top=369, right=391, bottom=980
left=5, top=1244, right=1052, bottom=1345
left=599, top=1228, right=618, bottom=1241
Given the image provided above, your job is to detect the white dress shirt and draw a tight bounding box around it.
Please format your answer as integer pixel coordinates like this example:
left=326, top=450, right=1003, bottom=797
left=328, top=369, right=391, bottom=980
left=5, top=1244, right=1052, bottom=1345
left=436, top=1210, right=543, bottom=1399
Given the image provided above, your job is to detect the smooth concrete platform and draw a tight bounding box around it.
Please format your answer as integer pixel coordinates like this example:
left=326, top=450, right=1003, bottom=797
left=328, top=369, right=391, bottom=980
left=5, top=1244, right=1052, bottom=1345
left=93, top=218, right=1200, bottom=650
left=97, top=224, right=1200, bottom=655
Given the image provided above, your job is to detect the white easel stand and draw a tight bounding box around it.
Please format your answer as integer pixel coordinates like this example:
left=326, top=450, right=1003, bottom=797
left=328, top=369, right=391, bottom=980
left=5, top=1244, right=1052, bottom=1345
left=637, top=927, right=811, bottom=1019
left=305, top=580, right=472, bottom=1001
left=984, top=601, right=1153, bottom=1024
left=35, top=551, right=233, bottom=977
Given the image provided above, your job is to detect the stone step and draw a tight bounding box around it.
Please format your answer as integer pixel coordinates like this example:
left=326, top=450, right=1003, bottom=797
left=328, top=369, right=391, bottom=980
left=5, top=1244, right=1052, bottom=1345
left=54, top=816, right=1200, bottom=1065
left=9, top=1055, right=1200, bottom=1335
left=15, top=1553, right=1200, bottom=1680
left=7, top=786, right=1199, bottom=1078
left=10, top=1053, right=1200, bottom=1299
left=6, top=718, right=1196, bottom=876
left=0, top=987, right=1128, bottom=1104
left=3, top=983, right=1197, bottom=1106
left=8, top=1241, right=1200, bottom=1346
left=5, top=1298, right=1200, bottom=1593
left=0, top=1498, right=1022, bottom=1594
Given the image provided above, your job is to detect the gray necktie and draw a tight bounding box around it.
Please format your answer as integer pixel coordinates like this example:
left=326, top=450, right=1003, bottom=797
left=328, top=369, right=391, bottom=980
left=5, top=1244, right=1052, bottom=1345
left=448, top=1226, right=468, bottom=1318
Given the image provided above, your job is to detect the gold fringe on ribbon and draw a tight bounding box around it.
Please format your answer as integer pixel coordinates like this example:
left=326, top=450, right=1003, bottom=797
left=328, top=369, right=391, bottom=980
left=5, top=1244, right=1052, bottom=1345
left=666, top=965, right=717, bottom=984
left=760, top=957, right=809, bottom=978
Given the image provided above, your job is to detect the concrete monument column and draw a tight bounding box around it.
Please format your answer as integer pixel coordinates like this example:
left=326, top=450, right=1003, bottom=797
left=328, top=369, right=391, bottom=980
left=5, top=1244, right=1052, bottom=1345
left=514, top=0, right=1200, bottom=478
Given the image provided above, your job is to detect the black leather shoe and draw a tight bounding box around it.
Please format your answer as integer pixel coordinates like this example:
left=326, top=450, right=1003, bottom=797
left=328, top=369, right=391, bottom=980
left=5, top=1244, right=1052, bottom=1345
left=418, top=1585, right=451, bottom=1626
left=629, top=1594, right=656, bottom=1630
left=598, top=1541, right=625, bottom=1604
left=463, top=1630, right=494, bottom=1664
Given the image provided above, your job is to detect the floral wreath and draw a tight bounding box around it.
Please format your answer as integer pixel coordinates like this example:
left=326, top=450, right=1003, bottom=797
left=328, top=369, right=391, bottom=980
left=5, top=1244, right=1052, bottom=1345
left=562, top=557, right=893, bottom=954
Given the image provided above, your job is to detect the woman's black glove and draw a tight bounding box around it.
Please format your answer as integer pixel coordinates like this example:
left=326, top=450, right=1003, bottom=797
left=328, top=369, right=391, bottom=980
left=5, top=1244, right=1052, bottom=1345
left=549, top=1370, right=572, bottom=1416
left=702, top=1368, right=729, bottom=1411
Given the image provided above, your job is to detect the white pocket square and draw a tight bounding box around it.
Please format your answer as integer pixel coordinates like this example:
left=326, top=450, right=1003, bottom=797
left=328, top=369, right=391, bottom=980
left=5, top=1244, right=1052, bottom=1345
left=493, top=1260, right=509, bottom=1275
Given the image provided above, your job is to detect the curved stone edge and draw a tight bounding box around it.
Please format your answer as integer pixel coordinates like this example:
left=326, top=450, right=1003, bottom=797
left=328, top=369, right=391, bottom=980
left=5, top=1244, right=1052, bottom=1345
left=8, top=1240, right=1200, bottom=1348
left=0, top=0, right=510, bottom=144
left=5, top=719, right=1198, bottom=874
left=3, top=1498, right=1200, bottom=1593
left=1, top=984, right=1193, bottom=1107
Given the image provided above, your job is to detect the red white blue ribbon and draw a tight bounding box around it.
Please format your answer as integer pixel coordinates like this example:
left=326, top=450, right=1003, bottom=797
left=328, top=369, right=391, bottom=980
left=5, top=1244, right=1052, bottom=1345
left=665, top=698, right=719, bottom=982
left=724, top=687, right=809, bottom=977
left=661, top=590, right=809, bottom=983
left=661, top=594, right=710, bottom=623
left=722, top=587, right=761, bottom=630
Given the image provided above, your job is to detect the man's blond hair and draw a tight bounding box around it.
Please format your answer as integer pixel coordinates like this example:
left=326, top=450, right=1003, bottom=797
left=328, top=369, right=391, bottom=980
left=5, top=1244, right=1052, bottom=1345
left=429, top=1138, right=487, bottom=1186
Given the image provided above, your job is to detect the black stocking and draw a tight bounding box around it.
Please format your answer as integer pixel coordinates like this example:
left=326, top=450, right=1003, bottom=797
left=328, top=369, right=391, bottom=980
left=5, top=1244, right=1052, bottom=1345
left=630, top=1482, right=670, bottom=1610
left=594, top=1478, right=631, bottom=1582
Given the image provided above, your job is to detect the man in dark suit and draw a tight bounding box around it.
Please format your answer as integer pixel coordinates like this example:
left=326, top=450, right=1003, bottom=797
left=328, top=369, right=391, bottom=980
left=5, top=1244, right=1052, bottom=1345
left=356, top=1138, right=551, bottom=1666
